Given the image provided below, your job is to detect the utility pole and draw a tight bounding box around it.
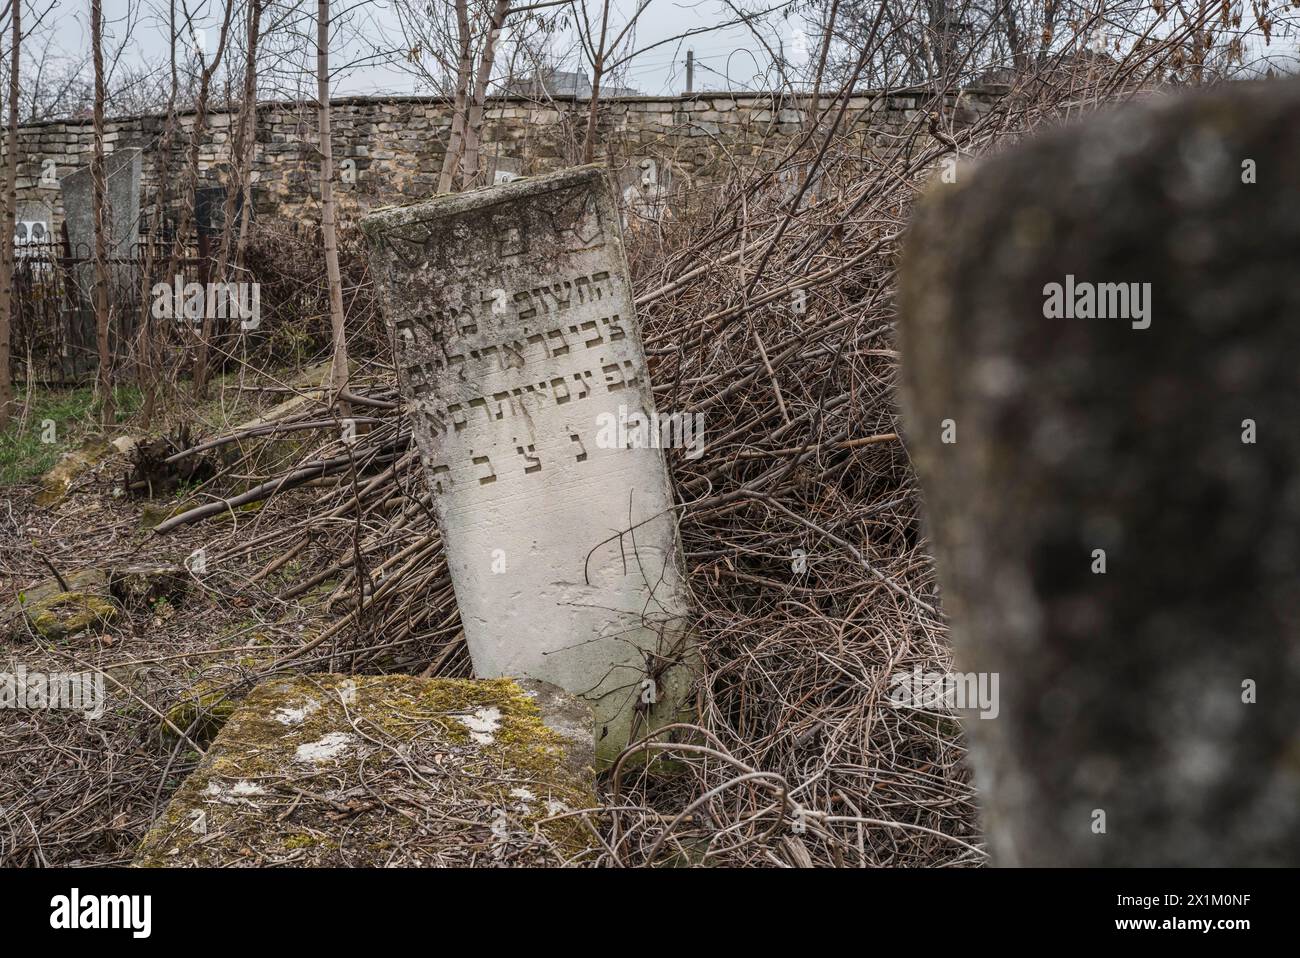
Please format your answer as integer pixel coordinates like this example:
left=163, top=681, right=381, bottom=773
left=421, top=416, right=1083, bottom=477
left=685, top=48, right=694, bottom=94
left=776, top=37, right=790, bottom=90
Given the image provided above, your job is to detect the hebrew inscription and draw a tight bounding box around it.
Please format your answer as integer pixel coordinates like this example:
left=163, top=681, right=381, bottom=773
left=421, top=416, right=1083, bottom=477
left=362, top=166, right=694, bottom=763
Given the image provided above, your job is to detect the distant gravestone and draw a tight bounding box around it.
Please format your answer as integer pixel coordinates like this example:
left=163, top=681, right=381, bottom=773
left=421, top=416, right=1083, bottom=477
left=619, top=158, right=670, bottom=230
left=363, top=166, right=695, bottom=763
left=60, top=148, right=142, bottom=300
left=196, top=184, right=243, bottom=236
left=61, top=147, right=142, bottom=259
left=898, top=80, right=1300, bottom=865
left=15, top=200, right=53, bottom=247
left=488, top=155, right=524, bottom=185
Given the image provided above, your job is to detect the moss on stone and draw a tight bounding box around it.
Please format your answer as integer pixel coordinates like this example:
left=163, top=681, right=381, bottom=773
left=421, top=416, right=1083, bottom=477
left=135, top=674, right=598, bottom=867
left=163, top=686, right=242, bottom=747
left=35, top=439, right=113, bottom=506
left=138, top=502, right=185, bottom=530
left=25, top=590, right=119, bottom=640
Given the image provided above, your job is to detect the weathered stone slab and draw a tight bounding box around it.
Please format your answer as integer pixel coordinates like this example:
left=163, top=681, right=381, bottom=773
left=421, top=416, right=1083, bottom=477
left=34, top=437, right=115, bottom=506
left=898, top=80, right=1300, bottom=865
left=60, top=147, right=141, bottom=260
left=2, top=567, right=119, bottom=642
left=60, top=147, right=142, bottom=300
left=363, top=166, right=694, bottom=764
left=134, top=675, right=598, bottom=867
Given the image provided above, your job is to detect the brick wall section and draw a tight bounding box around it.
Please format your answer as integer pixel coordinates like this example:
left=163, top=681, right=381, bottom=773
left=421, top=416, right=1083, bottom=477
left=6, top=89, right=1007, bottom=232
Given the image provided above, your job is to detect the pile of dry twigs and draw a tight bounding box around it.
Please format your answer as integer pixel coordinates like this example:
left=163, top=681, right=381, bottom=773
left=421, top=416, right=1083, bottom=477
left=141, top=71, right=1158, bottom=867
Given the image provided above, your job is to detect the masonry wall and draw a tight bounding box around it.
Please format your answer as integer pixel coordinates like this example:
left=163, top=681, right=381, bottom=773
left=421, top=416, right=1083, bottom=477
left=6, top=88, right=1006, bottom=236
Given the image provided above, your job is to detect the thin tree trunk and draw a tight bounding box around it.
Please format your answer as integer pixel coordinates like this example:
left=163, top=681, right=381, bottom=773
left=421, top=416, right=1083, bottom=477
left=233, top=128, right=256, bottom=269
left=181, top=1, right=236, bottom=399
left=233, top=43, right=260, bottom=273
left=798, top=0, right=840, bottom=194
left=216, top=0, right=262, bottom=280
left=460, top=0, right=511, bottom=188
left=438, top=0, right=472, bottom=193
left=0, top=0, right=19, bottom=430
left=139, top=0, right=180, bottom=426
left=318, top=0, right=349, bottom=415
left=91, top=0, right=114, bottom=427
left=999, top=0, right=1029, bottom=72
left=1037, top=0, right=1059, bottom=64
left=581, top=0, right=612, bottom=164
left=1191, top=0, right=1209, bottom=84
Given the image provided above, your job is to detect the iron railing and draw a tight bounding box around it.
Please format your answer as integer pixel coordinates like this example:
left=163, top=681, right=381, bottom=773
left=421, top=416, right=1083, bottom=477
left=11, top=231, right=205, bottom=385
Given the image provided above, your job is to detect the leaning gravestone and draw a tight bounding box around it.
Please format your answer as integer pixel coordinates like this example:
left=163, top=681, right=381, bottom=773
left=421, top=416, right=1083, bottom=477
left=898, top=80, right=1300, bottom=865
left=363, top=166, right=694, bottom=764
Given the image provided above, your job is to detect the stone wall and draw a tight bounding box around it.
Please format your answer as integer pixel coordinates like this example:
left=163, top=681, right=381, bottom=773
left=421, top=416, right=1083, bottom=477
left=6, top=88, right=1005, bottom=237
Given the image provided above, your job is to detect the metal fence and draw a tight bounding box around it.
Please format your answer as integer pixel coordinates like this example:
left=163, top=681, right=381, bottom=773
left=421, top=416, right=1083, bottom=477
left=11, top=230, right=205, bottom=385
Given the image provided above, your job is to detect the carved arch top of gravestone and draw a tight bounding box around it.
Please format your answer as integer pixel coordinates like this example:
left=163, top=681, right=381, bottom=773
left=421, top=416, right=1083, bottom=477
left=14, top=200, right=53, bottom=248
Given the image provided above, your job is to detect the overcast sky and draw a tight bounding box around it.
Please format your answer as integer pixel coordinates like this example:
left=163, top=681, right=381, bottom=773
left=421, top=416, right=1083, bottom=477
left=47, top=0, right=807, bottom=100
left=36, top=0, right=1300, bottom=105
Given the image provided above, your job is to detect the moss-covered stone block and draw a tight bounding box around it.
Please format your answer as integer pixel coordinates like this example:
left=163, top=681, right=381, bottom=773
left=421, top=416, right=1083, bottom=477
left=35, top=439, right=113, bottom=506
left=28, top=592, right=119, bottom=640
left=3, top=568, right=119, bottom=641
left=135, top=674, right=597, bottom=866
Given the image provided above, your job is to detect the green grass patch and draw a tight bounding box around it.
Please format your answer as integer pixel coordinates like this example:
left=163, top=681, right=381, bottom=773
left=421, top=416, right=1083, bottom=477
left=0, top=384, right=141, bottom=485
left=2, top=363, right=319, bottom=488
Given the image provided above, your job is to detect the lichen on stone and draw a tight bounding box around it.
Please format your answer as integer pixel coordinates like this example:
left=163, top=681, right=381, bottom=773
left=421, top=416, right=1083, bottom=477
left=26, top=591, right=119, bottom=641
left=135, top=674, right=598, bottom=867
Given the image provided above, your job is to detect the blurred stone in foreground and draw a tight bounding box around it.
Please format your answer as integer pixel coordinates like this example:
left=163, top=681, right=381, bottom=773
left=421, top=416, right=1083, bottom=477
left=135, top=675, right=596, bottom=867
left=898, top=81, right=1300, bottom=866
